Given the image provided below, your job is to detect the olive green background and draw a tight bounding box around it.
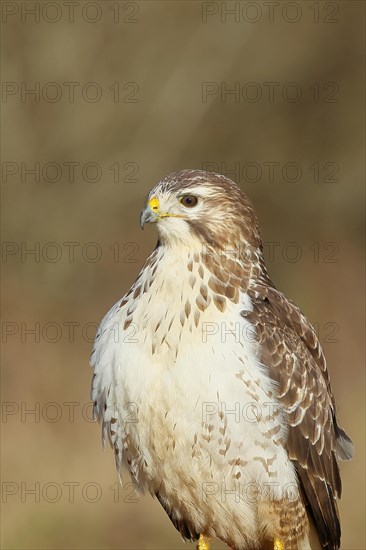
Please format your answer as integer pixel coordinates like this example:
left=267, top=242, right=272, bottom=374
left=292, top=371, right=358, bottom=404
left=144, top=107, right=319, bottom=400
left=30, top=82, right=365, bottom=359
left=2, top=1, right=365, bottom=549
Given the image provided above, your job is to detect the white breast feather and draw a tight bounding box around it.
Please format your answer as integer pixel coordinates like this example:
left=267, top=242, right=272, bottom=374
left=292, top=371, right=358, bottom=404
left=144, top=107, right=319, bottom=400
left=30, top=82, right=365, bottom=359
left=90, top=245, right=303, bottom=548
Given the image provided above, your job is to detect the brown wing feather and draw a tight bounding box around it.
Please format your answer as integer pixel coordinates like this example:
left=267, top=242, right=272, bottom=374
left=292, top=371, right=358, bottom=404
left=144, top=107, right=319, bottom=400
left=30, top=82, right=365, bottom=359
left=245, top=284, right=353, bottom=550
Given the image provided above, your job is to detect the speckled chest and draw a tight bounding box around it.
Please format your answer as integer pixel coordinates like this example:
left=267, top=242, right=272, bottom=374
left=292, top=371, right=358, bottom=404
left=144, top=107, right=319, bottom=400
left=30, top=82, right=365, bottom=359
left=113, top=248, right=286, bottom=489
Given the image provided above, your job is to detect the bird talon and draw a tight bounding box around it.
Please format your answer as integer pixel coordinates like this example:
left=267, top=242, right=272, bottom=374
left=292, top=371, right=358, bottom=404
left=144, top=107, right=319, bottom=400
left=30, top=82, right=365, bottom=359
left=274, top=538, right=284, bottom=550
left=197, top=533, right=210, bottom=550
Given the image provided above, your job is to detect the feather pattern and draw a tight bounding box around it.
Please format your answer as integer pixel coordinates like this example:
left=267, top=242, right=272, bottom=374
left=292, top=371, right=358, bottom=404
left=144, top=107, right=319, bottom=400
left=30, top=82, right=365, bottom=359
left=90, top=169, right=353, bottom=550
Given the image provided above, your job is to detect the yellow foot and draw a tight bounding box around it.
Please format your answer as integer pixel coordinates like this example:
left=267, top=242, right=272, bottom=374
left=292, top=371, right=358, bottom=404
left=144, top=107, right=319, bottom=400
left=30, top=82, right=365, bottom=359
left=197, top=533, right=210, bottom=550
left=274, top=538, right=284, bottom=550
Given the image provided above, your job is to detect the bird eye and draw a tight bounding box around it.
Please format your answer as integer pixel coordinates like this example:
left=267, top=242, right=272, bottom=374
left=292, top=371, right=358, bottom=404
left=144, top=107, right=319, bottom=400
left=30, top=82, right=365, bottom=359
left=179, top=195, right=198, bottom=208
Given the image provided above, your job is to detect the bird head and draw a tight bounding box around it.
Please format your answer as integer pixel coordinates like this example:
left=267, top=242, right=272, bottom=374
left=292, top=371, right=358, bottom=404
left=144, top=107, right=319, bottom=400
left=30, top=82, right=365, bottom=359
left=140, top=169, right=262, bottom=255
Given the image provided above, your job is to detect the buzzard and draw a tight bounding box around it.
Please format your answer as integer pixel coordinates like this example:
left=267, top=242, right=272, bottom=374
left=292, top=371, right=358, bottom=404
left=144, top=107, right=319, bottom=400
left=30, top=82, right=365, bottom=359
left=90, top=170, right=353, bottom=550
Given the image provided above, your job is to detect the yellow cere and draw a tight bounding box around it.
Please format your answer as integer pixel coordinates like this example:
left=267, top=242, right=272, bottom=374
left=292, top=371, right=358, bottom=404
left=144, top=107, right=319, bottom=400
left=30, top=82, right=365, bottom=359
left=148, top=197, right=160, bottom=212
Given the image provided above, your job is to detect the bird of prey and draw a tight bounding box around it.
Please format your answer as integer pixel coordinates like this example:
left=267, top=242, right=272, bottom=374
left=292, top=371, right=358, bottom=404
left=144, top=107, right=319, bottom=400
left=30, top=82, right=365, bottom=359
left=90, top=169, right=353, bottom=550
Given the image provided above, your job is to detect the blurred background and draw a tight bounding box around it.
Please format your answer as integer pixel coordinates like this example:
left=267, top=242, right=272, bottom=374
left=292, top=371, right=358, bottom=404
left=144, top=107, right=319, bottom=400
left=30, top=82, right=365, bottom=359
left=1, top=1, right=365, bottom=548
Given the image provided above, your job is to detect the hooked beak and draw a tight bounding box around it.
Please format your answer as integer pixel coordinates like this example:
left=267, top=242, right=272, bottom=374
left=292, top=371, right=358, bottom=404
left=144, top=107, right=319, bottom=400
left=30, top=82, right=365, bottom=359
left=140, top=196, right=185, bottom=229
left=140, top=197, right=160, bottom=229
